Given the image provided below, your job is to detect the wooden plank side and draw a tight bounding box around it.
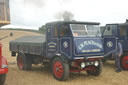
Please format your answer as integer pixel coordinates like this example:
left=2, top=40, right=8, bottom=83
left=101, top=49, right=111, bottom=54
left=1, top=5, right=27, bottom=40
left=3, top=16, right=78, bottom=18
left=9, top=36, right=46, bottom=56
left=0, top=0, right=10, bottom=26
left=10, top=44, right=44, bottom=56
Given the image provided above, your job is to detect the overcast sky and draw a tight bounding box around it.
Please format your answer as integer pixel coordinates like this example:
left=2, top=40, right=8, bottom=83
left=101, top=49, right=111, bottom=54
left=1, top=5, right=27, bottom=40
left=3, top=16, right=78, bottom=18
left=7, top=0, right=128, bottom=29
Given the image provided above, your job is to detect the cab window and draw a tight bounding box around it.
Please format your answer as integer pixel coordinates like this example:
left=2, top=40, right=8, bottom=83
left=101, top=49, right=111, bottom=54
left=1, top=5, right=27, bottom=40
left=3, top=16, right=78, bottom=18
left=60, top=25, right=70, bottom=36
left=103, top=25, right=117, bottom=36
left=120, top=26, right=127, bottom=36
left=53, top=25, right=58, bottom=37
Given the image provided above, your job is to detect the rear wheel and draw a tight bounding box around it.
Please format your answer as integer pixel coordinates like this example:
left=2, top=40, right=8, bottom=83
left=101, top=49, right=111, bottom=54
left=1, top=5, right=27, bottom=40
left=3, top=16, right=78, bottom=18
left=86, top=60, right=102, bottom=76
left=17, top=53, right=32, bottom=70
left=0, top=74, right=6, bottom=85
left=51, top=57, right=69, bottom=81
left=120, top=54, right=128, bottom=70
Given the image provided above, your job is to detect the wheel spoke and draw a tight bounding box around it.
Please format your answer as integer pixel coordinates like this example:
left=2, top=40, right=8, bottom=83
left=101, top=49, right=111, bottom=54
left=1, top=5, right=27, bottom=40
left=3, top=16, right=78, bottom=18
left=53, top=61, right=63, bottom=78
left=59, top=69, right=63, bottom=73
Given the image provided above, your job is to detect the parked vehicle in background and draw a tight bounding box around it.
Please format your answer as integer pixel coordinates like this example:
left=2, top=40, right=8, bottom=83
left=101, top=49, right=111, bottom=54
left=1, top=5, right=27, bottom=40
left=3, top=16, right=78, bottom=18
left=0, top=0, right=10, bottom=84
left=102, top=19, right=128, bottom=70
left=0, top=43, right=8, bottom=85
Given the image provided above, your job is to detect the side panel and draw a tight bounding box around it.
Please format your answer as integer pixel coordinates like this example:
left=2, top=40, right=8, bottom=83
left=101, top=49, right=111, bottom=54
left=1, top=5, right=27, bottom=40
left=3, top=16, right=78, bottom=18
left=74, top=38, right=104, bottom=56
left=60, top=38, right=72, bottom=58
left=46, top=26, right=58, bottom=58
left=9, top=44, right=19, bottom=52
left=47, top=39, right=58, bottom=57
left=10, top=44, right=43, bottom=55
left=104, top=37, right=117, bottom=56
left=102, top=24, right=118, bottom=56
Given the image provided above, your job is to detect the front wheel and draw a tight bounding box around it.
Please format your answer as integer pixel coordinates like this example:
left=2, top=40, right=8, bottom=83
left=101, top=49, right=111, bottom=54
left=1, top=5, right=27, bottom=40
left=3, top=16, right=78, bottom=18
left=120, top=54, right=128, bottom=70
left=86, top=60, right=103, bottom=76
left=51, top=57, right=69, bottom=81
left=0, top=74, right=6, bottom=85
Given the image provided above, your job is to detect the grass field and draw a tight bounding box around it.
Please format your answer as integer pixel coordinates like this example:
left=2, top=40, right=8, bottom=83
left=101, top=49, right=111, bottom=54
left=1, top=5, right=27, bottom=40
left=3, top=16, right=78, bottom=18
left=0, top=30, right=127, bottom=85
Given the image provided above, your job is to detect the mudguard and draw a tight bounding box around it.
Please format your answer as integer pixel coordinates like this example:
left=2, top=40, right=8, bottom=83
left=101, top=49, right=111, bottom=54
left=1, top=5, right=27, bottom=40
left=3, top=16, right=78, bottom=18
left=52, top=53, right=69, bottom=63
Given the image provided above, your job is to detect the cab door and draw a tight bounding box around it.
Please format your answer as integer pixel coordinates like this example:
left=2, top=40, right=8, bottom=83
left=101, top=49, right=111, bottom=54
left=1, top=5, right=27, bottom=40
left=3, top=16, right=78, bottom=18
left=59, top=24, right=72, bottom=58
left=118, top=25, right=128, bottom=51
left=102, top=25, right=117, bottom=56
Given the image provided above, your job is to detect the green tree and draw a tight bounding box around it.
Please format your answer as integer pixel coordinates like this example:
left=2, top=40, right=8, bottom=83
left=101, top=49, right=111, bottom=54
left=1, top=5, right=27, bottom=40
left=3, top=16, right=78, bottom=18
left=39, top=25, right=46, bottom=34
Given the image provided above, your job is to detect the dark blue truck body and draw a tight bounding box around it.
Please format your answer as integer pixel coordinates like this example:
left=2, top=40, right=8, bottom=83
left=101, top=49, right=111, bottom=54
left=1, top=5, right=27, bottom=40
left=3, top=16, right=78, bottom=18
left=102, top=20, right=128, bottom=70
left=9, top=21, right=117, bottom=81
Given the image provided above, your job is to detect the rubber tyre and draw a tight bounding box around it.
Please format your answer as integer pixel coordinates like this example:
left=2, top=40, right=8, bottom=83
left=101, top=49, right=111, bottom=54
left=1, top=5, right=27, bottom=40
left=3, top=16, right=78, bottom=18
left=17, top=53, right=32, bottom=70
left=0, top=74, right=6, bottom=85
left=51, top=57, right=69, bottom=81
left=86, top=60, right=103, bottom=76
left=120, top=54, right=128, bottom=70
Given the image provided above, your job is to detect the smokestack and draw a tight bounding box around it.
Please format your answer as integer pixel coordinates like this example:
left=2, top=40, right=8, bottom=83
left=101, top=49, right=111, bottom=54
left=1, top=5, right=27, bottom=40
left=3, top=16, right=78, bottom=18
left=126, top=19, right=128, bottom=23
left=62, top=11, right=74, bottom=21
left=55, top=11, right=74, bottom=21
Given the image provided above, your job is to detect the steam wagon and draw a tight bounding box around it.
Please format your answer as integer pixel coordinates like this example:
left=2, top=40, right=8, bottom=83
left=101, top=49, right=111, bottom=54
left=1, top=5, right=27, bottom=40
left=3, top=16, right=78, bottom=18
left=10, top=21, right=117, bottom=81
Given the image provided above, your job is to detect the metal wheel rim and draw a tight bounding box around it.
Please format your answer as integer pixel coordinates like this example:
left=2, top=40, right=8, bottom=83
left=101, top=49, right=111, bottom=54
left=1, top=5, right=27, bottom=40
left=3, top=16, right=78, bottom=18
left=53, top=61, right=63, bottom=79
left=18, top=56, right=23, bottom=69
left=122, top=56, right=128, bottom=69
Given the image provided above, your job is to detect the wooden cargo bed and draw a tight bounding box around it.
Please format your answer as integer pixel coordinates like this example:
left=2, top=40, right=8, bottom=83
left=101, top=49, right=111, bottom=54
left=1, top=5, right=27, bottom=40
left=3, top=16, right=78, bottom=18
left=9, top=36, right=46, bottom=56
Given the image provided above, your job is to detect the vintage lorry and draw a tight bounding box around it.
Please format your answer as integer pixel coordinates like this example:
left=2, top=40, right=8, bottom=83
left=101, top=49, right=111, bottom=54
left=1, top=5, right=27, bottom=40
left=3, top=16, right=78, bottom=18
left=102, top=20, right=128, bottom=70
left=9, top=21, right=116, bottom=81
left=0, top=0, right=10, bottom=84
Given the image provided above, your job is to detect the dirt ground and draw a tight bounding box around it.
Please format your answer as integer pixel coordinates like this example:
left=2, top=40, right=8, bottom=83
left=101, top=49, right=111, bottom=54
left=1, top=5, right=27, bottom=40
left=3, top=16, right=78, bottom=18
left=0, top=30, right=128, bottom=85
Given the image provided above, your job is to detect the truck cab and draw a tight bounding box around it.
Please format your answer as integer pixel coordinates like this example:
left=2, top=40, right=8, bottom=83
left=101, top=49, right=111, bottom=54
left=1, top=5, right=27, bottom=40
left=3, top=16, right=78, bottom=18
left=102, top=21, right=128, bottom=70
left=46, top=21, right=104, bottom=59
left=46, top=21, right=116, bottom=59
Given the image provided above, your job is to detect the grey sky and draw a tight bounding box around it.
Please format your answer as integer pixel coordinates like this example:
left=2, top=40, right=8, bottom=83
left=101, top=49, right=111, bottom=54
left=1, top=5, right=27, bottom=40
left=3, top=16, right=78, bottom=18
left=9, top=0, right=128, bottom=29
